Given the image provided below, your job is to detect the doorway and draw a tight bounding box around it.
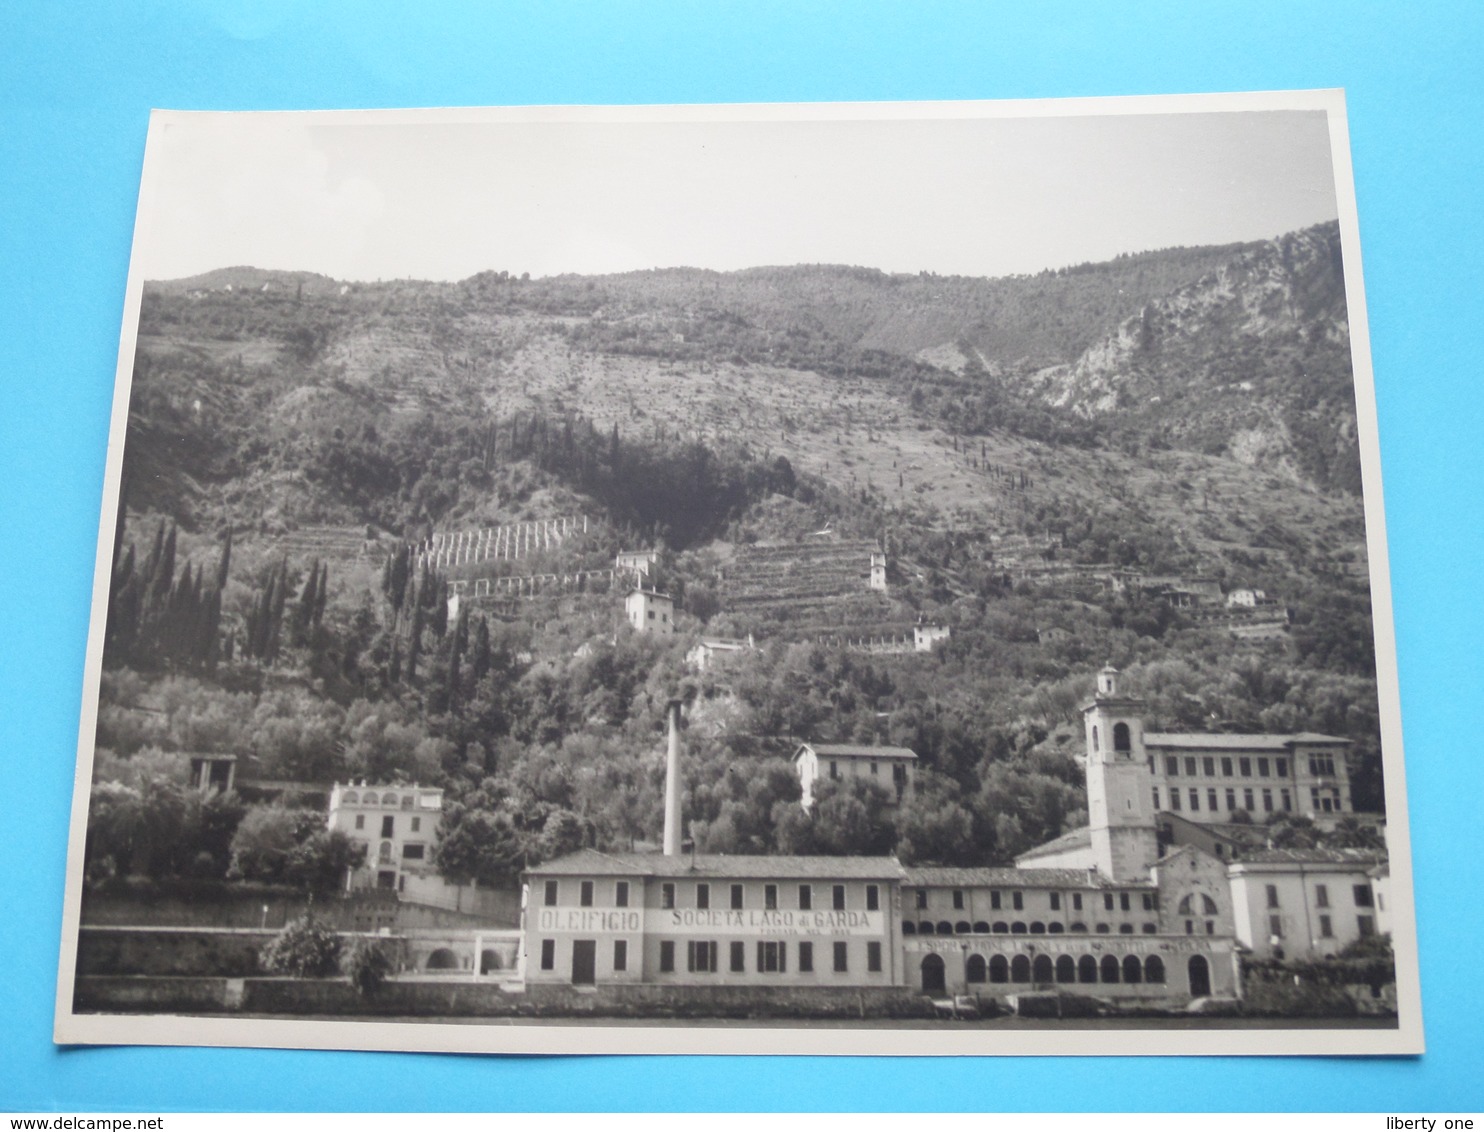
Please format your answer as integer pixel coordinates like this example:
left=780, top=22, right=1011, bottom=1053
left=571, top=939, right=597, bottom=985
left=921, top=953, right=946, bottom=994
left=1188, top=954, right=1211, bottom=997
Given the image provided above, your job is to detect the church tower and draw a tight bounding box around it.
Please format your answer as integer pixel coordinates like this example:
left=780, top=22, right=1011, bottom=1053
left=1083, top=664, right=1158, bottom=883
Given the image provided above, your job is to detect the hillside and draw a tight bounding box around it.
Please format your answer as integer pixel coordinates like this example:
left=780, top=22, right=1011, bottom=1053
left=87, top=222, right=1384, bottom=889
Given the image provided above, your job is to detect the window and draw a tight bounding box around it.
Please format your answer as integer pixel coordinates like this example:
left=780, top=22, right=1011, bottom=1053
left=1050, top=892, right=1061, bottom=911
left=1111, top=722, right=1131, bottom=752
left=1152, top=788, right=1161, bottom=810
left=914, top=888, right=926, bottom=910
left=648, top=610, right=654, bottom=620
left=540, top=940, right=555, bottom=970
left=731, top=884, right=744, bottom=910
left=829, top=760, right=839, bottom=780
left=1266, top=884, right=1280, bottom=909
left=1166, top=757, right=1179, bottom=776
left=1119, top=892, right=1131, bottom=912
left=1239, top=757, right=1252, bottom=777
left=614, top=940, right=628, bottom=971
left=952, top=890, right=964, bottom=910
left=1269, top=915, right=1283, bottom=938
left=402, top=843, right=424, bottom=860
left=1319, top=915, right=1333, bottom=938
left=798, top=942, right=813, bottom=972
left=696, top=883, right=709, bottom=910
left=1257, top=758, right=1270, bottom=778
left=1310, top=754, right=1336, bottom=777
left=1244, top=788, right=1255, bottom=811
left=411, top=816, right=421, bottom=832
left=1012, top=891, right=1024, bottom=911
left=544, top=881, right=558, bottom=907
left=1226, top=788, right=1237, bottom=811
left=1353, top=885, right=1374, bottom=908
left=1185, top=757, right=1198, bottom=776
left=380, top=816, right=394, bottom=838
left=728, top=941, right=746, bottom=972
left=1142, top=893, right=1156, bottom=911
left=1261, top=788, right=1273, bottom=812
left=661, top=883, right=675, bottom=909
left=1312, top=883, right=1330, bottom=909
left=354, top=815, right=364, bottom=830
left=757, top=941, right=786, bottom=973
left=867, top=942, right=882, bottom=972
left=833, top=885, right=846, bottom=911
left=580, top=881, right=593, bottom=907
left=1072, top=893, right=1083, bottom=911
left=1188, top=789, right=1200, bottom=811
left=1221, top=757, right=1234, bottom=777
left=1276, top=758, right=1289, bottom=778
left=1142, top=923, right=1157, bottom=934
left=1092, top=726, right=1099, bottom=752
left=687, top=941, right=718, bottom=973
left=1281, top=789, right=1293, bottom=812
left=1203, top=757, right=1216, bottom=777
left=659, top=941, right=675, bottom=972
left=1185, top=919, right=1195, bottom=935
left=1119, top=923, right=1134, bottom=934
left=1208, top=789, right=1219, bottom=812
left=1171, top=790, right=1182, bottom=811
left=616, top=881, right=629, bottom=908
left=866, top=885, right=880, bottom=912
left=870, top=761, right=878, bottom=775
left=1103, top=893, right=1115, bottom=911
left=833, top=942, right=848, bottom=972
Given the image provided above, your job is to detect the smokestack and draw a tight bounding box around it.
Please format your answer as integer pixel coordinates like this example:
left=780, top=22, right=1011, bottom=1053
left=663, top=698, right=684, bottom=856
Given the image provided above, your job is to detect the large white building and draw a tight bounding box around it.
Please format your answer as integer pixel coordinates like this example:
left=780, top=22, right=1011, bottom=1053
left=327, top=782, right=444, bottom=894
left=794, top=742, right=917, bottom=809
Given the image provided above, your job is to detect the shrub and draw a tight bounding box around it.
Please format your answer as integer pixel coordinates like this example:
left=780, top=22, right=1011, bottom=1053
left=259, top=916, right=341, bottom=978
left=344, top=939, right=394, bottom=996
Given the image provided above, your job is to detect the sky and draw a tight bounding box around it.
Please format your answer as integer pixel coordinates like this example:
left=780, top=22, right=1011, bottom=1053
left=137, top=104, right=1341, bottom=282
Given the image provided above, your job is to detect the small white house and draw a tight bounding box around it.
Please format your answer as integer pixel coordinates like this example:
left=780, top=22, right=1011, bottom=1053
left=625, top=588, right=674, bottom=635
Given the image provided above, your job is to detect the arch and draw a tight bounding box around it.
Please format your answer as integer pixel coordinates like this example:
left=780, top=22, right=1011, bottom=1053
left=1119, top=923, right=1135, bottom=934
left=1202, top=894, right=1219, bottom=914
left=917, top=921, right=935, bottom=936
left=1010, top=922, right=1027, bottom=935
left=1122, top=955, right=1143, bottom=984
left=381, top=791, right=398, bottom=805
left=1069, top=922, right=1088, bottom=933
left=1055, top=955, right=1077, bottom=983
left=480, top=949, right=502, bottom=974
left=972, top=921, right=991, bottom=934
left=1188, top=954, right=1211, bottom=997
left=1010, top=954, right=1031, bottom=983
left=920, top=953, right=947, bottom=995
left=1142, top=923, right=1157, bottom=934
left=1178, top=895, right=1194, bottom=915
left=936, top=921, right=954, bottom=936
left=1100, top=954, right=1121, bottom=983
left=991, top=921, right=1009, bottom=934
left=1113, top=722, right=1131, bottom=752
left=341, top=790, right=359, bottom=805
left=1077, top=955, right=1098, bottom=984
left=989, top=955, right=1009, bottom=984
left=1029, top=921, right=1046, bottom=935
left=1047, top=922, right=1065, bottom=934
left=1145, top=955, right=1166, bottom=984
left=955, top=921, right=971, bottom=935
left=427, top=948, right=459, bottom=971
left=1032, top=955, right=1054, bottom=984
left=965, top=954, right=987, bottom=984
left=902, top=921, right=917, bottom=935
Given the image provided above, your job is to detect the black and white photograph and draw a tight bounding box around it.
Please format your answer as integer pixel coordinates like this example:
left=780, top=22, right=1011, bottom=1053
left=54, top=92, right=1421, bottom=1056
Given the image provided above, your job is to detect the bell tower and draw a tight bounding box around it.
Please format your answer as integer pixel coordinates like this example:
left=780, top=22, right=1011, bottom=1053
left=1083, top=664, right=1157, bottom=882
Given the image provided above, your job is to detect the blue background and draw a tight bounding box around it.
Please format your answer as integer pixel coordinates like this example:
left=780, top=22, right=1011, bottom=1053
left=3, top=0, right=1482, bottom=1112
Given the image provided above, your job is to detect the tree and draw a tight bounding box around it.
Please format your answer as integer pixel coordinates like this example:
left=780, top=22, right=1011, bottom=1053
left=434, top=807, right=527, bottom=887
left=810, top=777, right=896, bottom=856
left=259, top=916, right=342, bottom=978
left=894, top=770, right=978, bottom=865
left=228, top=806, right=318, bottom=882
left=285, top=830, right=366, bottom=892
